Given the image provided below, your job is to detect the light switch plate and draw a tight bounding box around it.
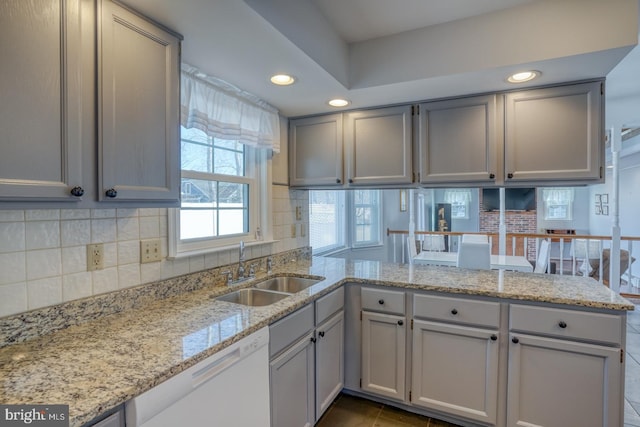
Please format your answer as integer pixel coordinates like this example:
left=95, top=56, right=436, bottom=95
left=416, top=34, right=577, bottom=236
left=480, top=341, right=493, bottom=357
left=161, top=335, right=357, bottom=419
left=291, top=224, right=297, bottom=238
left=140, top=239, right=162, bottom=263
left=295, top=206, right=302, bottom=221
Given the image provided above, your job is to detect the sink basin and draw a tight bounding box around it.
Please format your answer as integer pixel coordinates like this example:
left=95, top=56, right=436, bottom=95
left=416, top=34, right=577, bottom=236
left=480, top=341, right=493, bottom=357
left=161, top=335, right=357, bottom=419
left=215, top=288, right=289, bottom=306
left=254, top=276, right=322, bottom=293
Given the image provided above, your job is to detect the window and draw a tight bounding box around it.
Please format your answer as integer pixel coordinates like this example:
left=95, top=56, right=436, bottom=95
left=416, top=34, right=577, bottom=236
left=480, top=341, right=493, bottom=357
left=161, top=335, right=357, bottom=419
left=542, top=188, right=574, bottom=220
left=171, top=126, right=266, bottom=256
left=444, top=189, right=472, bottom=219
left=353, top=190, right=381, bottom=246
left=309, top=191, right=346, bottom=254
left=309, top=189, right=382, bottom=254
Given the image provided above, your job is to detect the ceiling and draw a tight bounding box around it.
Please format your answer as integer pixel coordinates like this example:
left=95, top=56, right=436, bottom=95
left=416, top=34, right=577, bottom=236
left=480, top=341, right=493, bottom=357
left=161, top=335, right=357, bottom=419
left=122, top=0, right=639, bottom=124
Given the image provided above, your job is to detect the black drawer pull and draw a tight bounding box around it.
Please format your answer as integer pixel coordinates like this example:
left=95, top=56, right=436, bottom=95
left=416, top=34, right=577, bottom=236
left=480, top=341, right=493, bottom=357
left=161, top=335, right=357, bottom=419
left=397, top=320, right=404, bottom=326
left=451, top=309, right=458, bottom=315
left=105, top=188, right=117, bottom=198
left=70, top=186, right=84, bottom=197
left=318, top=331, right=325, bottom=337
left=489, top=173, right=495, bottom=179
left=558, top=321, right=567, bottom=329
left=490, top=335, right=498, bottom=341
left=512, top=337, right=519, bottom=344
left=336, top=178, right=341, bottom=184
left=507, top=173, right=514, bottom=179
left=378, top=299, right=384, bottom=305
left=310, top=337, right=316, bottom=343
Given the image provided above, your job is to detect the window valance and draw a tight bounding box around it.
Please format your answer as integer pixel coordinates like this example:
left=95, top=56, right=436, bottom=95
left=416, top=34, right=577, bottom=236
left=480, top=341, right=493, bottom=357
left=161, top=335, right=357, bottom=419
left=181, top=63, right=281, bottom=152
left=541, top=188, right=575, bottom=204
left=444, top=189, right=472, bottom=204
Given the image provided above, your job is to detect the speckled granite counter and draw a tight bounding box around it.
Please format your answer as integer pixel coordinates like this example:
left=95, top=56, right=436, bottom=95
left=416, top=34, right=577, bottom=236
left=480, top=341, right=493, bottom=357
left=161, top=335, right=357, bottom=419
left=0, top=256, right=633, bottom=426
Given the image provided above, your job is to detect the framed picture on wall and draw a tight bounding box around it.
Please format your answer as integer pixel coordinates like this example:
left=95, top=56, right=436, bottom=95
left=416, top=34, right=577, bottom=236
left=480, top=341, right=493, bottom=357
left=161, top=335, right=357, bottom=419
left=596, top=194, right=602, bottom=203
left=595, top=204, right=602, bottom=215
left=602, top=205, right=609, bottom=215
left=601, top=194, right=608, bottom=204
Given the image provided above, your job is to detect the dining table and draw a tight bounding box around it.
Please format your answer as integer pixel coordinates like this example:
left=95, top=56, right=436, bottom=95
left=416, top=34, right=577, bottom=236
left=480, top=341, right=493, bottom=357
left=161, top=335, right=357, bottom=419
left=413, top=251, right=534, bottom=272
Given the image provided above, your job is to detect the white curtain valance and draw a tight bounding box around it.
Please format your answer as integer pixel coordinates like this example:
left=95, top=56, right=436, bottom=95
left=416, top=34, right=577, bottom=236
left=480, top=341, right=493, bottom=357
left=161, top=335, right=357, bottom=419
left=181, top=64, right=281, bottom=152
left=444, top=189, right=472, bottom=204
left=541, top=188, right=575, bottom=204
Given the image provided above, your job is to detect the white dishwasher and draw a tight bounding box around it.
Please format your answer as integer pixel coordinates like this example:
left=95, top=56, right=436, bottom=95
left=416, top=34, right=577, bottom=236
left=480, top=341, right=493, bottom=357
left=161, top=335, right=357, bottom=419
left=126, top=327, right=270, bottom=427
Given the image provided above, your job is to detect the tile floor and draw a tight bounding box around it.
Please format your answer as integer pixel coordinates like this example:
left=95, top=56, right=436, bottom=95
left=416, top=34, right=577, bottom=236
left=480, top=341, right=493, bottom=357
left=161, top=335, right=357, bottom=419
left=317, top=303, right=640, bottom=427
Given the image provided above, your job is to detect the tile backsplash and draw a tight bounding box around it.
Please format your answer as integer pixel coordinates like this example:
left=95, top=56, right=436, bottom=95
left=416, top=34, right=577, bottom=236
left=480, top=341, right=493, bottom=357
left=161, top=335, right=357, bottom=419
left=0, top=185, right=309, bottom=317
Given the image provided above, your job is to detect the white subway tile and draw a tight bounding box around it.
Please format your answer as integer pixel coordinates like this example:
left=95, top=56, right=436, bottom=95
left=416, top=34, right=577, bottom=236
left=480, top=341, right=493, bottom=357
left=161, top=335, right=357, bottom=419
left=117, top=208, right=139, bottom=218
left=61, top=246, right=87, bottom=275
left=189, top=255, right=205, bottom=273
left=103, top=243, right=118, bottom=268
left=118, top=240, right=140, bottom=265
left=62, top=272, right=92, bottom=301
left=27, top=277, right=62, bottom=309
left=92, top=267, right=118, bottom=294
left=0, top=282, right=27, bottom=317
left=172, top=258, right=190, bottom=276
left=218, top=250, right=230, bottom=266
left=0, top=222, right=25, bottom=253
left=139, top=216, right=160, bottom=239
left=204, top=252, right=219, bottom=269
left=141, top=262, right=161, bottom=284
left=159, top=216, right=168, bottom=237
left=61, top=209, right=91, bottom=220
left=139, top=208, right=159, bottom=217
left=25, top=210, right=60, bottom=221
left=91, top=219, right=117, bottom=243
left=61, top=219, right=91, bottom=247
left=117, top=217, right=139, bottom=241
left=160, top=259, right=174, bottom=279
left=0, top=211, right=24, bottom=222
left=91, top=209, right=116, bottom=219
left=0, top=252, right=26, bottom=285
left=26, top=221, right=60, bottom=250
left=26, top=249, right=61, bottom=280
left=118, top=264, right=140, bottom=289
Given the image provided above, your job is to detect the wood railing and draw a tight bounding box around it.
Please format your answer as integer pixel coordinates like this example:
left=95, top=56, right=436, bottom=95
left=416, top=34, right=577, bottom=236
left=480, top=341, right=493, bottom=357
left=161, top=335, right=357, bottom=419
left=387, top=229, right=640, bottom=292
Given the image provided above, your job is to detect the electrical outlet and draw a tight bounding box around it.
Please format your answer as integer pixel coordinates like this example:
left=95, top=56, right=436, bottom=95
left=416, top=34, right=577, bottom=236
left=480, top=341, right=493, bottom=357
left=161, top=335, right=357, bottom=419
left=140, top=239, right=162, bottom=263
left=87, top=243, right=104, bottom=271
left=291, top=224, right=297, bottom=238
left=300, top=223, right=306, bottom=237
left=295, top=206, right=302, bottom=221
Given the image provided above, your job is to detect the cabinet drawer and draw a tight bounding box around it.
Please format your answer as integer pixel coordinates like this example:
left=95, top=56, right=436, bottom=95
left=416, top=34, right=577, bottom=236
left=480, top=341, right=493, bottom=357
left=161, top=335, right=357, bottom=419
left=413, top=294, right=500, bottom=328
left=316, top=287, right=344, bottom=325
left=509, top=304, right=623, bottom=346
left=270, top=303, right=315, bottom=358
left=361, top=287, right=405, bottom=315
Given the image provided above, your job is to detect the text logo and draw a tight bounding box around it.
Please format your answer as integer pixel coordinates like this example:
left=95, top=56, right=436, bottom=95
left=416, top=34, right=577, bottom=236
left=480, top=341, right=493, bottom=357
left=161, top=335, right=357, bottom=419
left=1, top=405, right=68, bottom=426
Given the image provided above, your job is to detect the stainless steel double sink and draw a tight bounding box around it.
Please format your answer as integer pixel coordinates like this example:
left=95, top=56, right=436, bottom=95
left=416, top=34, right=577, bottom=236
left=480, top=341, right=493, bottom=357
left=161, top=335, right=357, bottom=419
left=215, top=276, right=323, bottom=306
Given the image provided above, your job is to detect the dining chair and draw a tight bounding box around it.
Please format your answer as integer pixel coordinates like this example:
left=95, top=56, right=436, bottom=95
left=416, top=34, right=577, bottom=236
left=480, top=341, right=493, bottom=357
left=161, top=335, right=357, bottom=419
left=422, top=235, right=445, bottom=252
left=533, top=239, right=551, bottom=274
left=461, top=234, right=489, bottom=243
left=571, top=239, right=602, bottom=275
left=407, top=236, right=418, bottom=264
left=456, top=242, right=491, bottom=270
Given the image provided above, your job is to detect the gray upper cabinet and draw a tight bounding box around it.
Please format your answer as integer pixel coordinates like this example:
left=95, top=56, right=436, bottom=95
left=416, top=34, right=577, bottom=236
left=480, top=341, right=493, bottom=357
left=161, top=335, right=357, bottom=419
left=504, top=81, right=603, bottom=184
left=0, top=0, right=85, bottom=202
left=344, top=106, right=413, bottom=186
left=98, top=0, right=181, bottom=203
left=418, top=95, right=499, bottom=185
left=289, top=114, right=344, bottom=187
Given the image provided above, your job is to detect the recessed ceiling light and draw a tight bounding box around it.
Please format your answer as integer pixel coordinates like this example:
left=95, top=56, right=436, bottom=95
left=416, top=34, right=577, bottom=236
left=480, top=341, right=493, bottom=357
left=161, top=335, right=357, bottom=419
left=328, top=98, right=350, bottom=107
left=507, top=70, right=541, bottom=83
left=270, top=74, right=296, bottom=86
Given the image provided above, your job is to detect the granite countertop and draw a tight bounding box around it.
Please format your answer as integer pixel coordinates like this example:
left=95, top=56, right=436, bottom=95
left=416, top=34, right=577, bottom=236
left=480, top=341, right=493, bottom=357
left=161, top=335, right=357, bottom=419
left=0, top=256, right=633, bottom=426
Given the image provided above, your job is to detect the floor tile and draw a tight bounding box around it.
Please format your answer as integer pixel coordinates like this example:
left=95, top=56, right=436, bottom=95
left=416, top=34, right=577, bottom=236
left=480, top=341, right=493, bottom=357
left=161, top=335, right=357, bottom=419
left=628, top=331, right=640, bottom=360
left=631, top=400, right=640, bottom=415
left=625, top=399, right=640, bottom=427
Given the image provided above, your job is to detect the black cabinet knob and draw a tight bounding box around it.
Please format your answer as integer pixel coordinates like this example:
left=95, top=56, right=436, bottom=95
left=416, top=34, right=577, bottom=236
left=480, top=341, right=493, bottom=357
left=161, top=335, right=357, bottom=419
left=310, top=337, right=316, bottom=343
left=70, top=186, right=84, bottom=197
left=319, top=331, right=325, bottom=337
left=397, top=320, right=404, bottom=326
left=378, top=299, right=384, bottom=305
left=348, top=179, right=353, bottom=183
left=490, top=335, right=498, bottom=341
left=105, top=188, right=117, bottom=198
left=489, top=173, right=495, bottom=179
left=512, top=337, right=519, bottom=344
left=558, top=321, right=567, bottom=329
left=451, top=309, right=458, bottom=315
left=507, top=173, right=514, bottom=179
left=336, top=178, right=341, bottom=184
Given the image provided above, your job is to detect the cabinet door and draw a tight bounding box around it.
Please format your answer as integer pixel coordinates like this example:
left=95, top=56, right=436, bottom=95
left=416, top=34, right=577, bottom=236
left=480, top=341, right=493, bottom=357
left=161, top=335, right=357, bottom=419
left=344, top=106, right=413, bottom=185
left=270, top=333, right=315, bottom=427
left=419, top=95, right=499, bottom=184
left=0, top=0, right=84, bottom=201
left=361, top=311, right=406, bottom=401
left=412, top=320, right=499, bottom=425
left=289, top=114, right=343, bottom=187
left=504, top=82, right=603, bottom=183
left=315, top=311, right=344, bottom=419
left=98, top=0, right=180, bottom=203
left=507, top=333, right=622, bottom=427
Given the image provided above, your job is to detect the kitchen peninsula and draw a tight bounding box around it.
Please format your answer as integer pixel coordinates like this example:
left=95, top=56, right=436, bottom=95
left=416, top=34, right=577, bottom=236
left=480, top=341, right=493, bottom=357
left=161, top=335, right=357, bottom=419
left=0, top=251, right=633, bottom=427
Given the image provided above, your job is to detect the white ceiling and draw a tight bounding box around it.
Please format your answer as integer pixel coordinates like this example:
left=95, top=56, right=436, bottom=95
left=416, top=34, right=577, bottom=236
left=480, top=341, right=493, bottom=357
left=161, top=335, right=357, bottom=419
left=122, top=0, right=639, bottom=124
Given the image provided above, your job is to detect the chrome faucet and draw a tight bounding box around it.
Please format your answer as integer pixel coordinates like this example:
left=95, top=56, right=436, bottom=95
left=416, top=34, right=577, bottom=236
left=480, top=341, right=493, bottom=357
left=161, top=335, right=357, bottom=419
left=267, top=257, right=273, bottom=274
left=237, top=240, right=245, bottom=278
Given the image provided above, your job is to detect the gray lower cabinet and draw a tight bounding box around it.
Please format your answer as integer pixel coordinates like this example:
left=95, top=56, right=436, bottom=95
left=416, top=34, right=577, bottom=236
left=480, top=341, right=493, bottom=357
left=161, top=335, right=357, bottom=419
left=269, top=287, right=344, bottom=426
left=507, top=304, right=624, bottom=427
left=97, top=0, right=181, bottom=203
left=504, top=81, right=603, bottom=184
left=360, top=286, right=407, bottom=402
left=344, top=105, right=413, bottom=186
left=418, top=95, right=499, bottom=185
left=0, top=0, right=85, bottom=201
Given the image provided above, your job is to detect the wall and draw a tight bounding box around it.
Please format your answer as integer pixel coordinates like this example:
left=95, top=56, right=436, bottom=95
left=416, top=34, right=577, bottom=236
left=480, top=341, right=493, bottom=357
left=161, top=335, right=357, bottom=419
left=0, top=185, right=308, bottom=318
left=536, top=187, right=591, bottom=234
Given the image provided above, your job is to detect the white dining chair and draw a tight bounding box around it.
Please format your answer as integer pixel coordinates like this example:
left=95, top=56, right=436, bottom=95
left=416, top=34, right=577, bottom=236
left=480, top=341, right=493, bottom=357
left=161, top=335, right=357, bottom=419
left=461, top=234, right=489, bottom=244
left=533, top=239, right=551, bottom=274
left=571, top=239, right=602, bottom=275
left=407, top=236, right=418, bottom=264
left=456, top=242, right=491, bottom=270
left=422, top=235, right=445, bottom=252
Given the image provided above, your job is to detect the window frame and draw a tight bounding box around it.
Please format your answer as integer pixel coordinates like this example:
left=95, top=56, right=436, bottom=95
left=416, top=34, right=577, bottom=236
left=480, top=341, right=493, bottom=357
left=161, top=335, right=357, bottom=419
left=351, top=189, right=383, bottom=248
left=309, top=190, right=347, bottom=255
left=541, top=188, right=575, bottom=221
